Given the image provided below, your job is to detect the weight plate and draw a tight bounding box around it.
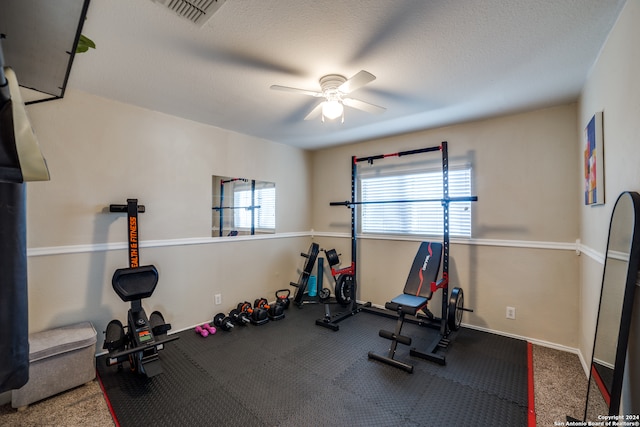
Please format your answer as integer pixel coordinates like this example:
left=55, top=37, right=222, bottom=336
left=447, top=287, right=464, bottom=331
left=335, top=274, right=355, bottom=307
left=303, top=243, right=320, bottom=275
left=213, top=313, right=226, bottom=325
left=254, top=298, right=268, bottom=309
left=325, top=249, right=340, bottom=267
left=293, top=273, right=309, bottom=305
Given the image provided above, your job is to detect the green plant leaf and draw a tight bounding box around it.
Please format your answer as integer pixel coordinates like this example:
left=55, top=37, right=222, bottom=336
left=76, top=34, right=96, bottom=54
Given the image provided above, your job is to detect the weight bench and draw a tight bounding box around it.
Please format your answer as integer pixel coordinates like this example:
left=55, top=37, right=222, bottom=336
left=368, top=241, right=444, bottom=373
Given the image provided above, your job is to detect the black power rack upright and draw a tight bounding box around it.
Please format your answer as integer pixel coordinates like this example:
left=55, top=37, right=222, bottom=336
left=323, top=141, right=477, bottom=348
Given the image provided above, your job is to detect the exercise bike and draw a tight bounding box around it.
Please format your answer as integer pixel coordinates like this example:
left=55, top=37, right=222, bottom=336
left=103, top=199, right=178, bottom=377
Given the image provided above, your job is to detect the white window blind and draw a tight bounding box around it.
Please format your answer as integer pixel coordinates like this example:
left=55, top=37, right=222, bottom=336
left=359, top=168, right=472, bottom=237
left=233, top=187, right=276, bottom=230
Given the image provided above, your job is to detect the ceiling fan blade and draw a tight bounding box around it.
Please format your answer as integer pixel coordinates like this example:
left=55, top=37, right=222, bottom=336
left=338, top=70, right=376, bottom=94
left=270, top=85, right=323, bottom=97
left=304, top=102, right=324, bottom=120
left=343, top=97, right=386, bottom=114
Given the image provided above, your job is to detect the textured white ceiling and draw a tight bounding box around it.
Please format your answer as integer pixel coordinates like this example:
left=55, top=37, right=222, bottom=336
left=67, top=0, right=626, bottom=149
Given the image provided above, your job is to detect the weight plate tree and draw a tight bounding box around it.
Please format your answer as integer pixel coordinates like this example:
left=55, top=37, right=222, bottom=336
left=329, top=141, right=476, bottom=345
left=290, top=242, right=320, bottom=306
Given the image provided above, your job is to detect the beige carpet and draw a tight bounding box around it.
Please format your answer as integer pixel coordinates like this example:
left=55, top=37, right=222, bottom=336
left=533, top=345, right=588, bottom=425
left=0, top=380, right=112, bottom=427
left=0, top=344, right=588, bottom=427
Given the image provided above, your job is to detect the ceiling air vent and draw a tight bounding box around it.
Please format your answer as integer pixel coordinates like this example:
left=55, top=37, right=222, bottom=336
left=151, top=0, right=227, bottom=27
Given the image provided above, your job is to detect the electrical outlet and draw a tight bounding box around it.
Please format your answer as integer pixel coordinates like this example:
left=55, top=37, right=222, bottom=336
left=215, top=294, right=222, bottom=305
left=506, top=306, right=516, bottom=320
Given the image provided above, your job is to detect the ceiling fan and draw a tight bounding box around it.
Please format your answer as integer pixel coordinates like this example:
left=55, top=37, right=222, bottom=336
left=270, top=70, right=386, bottom=123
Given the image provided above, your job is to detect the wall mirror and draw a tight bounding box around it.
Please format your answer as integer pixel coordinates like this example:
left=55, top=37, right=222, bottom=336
left=584, top=191, right=640, bottom=420
left=211, top=176, right=275, bottom=237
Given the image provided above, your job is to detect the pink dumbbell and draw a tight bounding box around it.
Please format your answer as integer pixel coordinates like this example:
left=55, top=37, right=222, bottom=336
left=195, top=323, right=216, bottom=337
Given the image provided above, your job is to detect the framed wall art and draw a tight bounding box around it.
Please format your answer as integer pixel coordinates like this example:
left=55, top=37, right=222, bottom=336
left=584, top=111, right=604, bottom=206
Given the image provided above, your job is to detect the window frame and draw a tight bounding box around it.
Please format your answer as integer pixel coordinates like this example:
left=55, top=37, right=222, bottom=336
left=233, top=184, right=276, bottom=233
left=357, top=162, right=473, bottom=239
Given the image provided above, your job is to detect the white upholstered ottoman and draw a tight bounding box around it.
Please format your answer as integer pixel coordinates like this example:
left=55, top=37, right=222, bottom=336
left=11, top=322, right=97, bottom=410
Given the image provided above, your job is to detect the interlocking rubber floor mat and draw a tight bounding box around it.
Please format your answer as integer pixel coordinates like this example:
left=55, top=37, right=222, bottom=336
left=97, top=305, right=528, bottom=427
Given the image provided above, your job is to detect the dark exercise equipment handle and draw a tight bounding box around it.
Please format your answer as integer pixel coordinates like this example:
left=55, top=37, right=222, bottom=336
left=109, top=199, right=145, bottom=268
left=105, top=335, right=179, bottom=366
left=109, top=203, right=145, bottom=213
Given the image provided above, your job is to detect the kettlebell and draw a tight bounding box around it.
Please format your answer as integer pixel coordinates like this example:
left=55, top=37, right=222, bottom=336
left=275, top=289, right=291, bottom=310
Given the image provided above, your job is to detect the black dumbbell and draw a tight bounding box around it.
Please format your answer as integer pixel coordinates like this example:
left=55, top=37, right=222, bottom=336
left=255, top=297, right=284, bottom=321
left=237, top=301, right=268, bottom=326
left=229, top=308, right=251, bottom=326
left=213, top=313, right=234, bottom=331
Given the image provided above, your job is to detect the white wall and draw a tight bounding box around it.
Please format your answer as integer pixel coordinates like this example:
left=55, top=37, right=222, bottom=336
left=26, top=90, right=311, bottom=247
left=311, top=104, right=581, bottom=348
left=578, top=0, right=640, bottom=407
left=23, top=89, right=313, bottom=335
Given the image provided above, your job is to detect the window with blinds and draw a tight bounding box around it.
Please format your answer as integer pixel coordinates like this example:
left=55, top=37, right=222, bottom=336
left=359, top=167, right=472, bottom=237
left=233, top=186, right=276, bottom=231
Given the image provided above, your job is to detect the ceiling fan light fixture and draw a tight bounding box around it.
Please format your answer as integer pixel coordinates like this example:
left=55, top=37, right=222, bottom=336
left=271, top=70, right=383, bottom=124
left=322, top=99, right=343, bottom=121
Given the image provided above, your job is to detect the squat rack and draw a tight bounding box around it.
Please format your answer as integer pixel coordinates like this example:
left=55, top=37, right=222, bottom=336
left=328, top=141, right=477, bottom=337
